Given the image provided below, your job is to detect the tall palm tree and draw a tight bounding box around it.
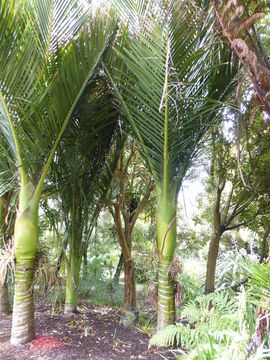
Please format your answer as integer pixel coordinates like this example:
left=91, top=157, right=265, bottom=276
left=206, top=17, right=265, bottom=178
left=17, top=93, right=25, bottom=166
left=0, top=0, right=116, bottom=344
left=105, top=0, right=238, bottom=330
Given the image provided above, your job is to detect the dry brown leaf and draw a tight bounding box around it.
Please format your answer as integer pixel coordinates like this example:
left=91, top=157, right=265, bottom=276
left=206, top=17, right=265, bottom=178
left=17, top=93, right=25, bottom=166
left=234, top=13, right=264, bottom=37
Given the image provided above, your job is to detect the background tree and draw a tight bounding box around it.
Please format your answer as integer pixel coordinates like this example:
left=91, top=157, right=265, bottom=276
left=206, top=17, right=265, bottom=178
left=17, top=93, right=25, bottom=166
left=107, top=139, right=155, bottom=308
left=204, top=125, right=257, bottom=294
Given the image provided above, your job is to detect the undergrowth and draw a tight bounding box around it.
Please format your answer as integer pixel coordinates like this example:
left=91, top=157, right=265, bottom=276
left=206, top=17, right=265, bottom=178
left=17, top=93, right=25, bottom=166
left=78, top=274, right=124, bottom=307
left=149, top=290, right=270, bottom=359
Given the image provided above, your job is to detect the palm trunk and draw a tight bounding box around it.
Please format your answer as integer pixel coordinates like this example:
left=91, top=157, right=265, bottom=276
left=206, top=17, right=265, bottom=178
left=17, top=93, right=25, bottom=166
left=65, top=214, right=82, bottom=313
left=65, top=157, right=82, bottom=314
left=65, top=254, right=80, bottom=313
left=157, top=259, right=175, bottom=330
left=156, top=194, right=176, bottom=330
left=11, top=259, right=35, bottom=345
left=0, top=195, right=11, bottom=316
left=123, top=257, right=136, bottom=308
left=11, top=204, right=38, bottom=345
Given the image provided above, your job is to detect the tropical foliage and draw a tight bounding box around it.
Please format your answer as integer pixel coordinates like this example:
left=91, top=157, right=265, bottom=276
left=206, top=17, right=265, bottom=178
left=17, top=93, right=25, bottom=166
left=1, top=1, right=270, bottom=359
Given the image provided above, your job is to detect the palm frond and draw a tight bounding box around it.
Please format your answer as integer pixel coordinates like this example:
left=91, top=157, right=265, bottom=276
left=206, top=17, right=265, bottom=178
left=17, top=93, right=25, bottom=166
left=106, top=1, right=237, bottom=194
left=0, top=0, right=117, bottom=202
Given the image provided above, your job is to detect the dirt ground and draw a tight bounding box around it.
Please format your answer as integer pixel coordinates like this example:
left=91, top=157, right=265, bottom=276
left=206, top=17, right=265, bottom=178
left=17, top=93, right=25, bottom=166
left=0, top=303, right=176, bottom=360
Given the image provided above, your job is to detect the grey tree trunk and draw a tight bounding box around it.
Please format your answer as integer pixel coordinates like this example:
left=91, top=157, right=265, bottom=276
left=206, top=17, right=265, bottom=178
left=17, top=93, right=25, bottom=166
left=11, top=260, right=35, bottom=345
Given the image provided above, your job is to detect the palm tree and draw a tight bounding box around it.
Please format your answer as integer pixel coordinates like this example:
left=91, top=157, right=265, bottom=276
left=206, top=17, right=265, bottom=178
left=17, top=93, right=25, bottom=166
left=49, top=75, right=119, bottom=313
left=0, top=0, right=116, bottom=344
left=105, top=0, right=237, bottom=330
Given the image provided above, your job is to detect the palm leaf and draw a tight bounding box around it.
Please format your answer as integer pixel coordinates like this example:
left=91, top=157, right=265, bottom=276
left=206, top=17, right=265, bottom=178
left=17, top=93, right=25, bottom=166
left=106, top=1, right=237, bottom=195
left=0, top=0, right=117, bottom=206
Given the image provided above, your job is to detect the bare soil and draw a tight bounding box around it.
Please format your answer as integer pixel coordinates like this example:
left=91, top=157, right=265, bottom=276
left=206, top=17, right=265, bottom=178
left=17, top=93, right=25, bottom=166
left=0, top=303, right=175, bottom=360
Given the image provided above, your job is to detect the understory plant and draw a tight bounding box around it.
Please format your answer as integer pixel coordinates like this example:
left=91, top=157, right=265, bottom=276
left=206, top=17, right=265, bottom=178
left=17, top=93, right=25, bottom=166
left=78, top=263, right=124, bottom=307
left=149, top=290, right=270, bottom=359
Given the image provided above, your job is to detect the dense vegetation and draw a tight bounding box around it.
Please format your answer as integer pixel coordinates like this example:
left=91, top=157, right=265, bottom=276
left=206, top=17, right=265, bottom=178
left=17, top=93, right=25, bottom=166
left=1, top=0, right=270, bottom=359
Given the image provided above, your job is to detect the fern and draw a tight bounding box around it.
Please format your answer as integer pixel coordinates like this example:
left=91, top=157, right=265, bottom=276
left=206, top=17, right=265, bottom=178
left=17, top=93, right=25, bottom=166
left=149, top=323, right=192, bottom=349
left=149, top=290, right=254, bottom=359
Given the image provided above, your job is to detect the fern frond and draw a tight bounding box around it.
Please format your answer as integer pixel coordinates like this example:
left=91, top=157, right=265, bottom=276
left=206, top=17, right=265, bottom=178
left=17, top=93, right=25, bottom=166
left=149, top=323, right=191, bottom=348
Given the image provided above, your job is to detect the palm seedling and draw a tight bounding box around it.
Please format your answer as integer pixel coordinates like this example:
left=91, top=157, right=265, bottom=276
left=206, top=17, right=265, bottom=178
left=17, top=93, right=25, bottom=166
left=105, top=0, right=238, bottom=330
left=0, top=0, right=116, bottom=344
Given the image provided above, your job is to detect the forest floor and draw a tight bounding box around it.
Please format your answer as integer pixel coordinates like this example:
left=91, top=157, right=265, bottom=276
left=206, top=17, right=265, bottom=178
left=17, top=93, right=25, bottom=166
left=0, top=302, right=176, bottom=360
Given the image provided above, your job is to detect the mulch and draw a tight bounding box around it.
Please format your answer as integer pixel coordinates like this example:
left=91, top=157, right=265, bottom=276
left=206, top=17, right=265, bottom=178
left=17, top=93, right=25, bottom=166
left=0, top=303, right=176, bottom=360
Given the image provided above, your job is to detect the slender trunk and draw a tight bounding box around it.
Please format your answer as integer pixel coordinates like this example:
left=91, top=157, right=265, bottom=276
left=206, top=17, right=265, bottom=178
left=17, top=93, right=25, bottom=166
left=65, top=248, right=81, bottom=313
left=65, top=171, right=83, bottom=313
left=0, top=196, right=11, bottom=316
left=205, top=177, right=224, bottom=295
left=156, top=194, right=176, bottom=330
left=114, top=251, right=123, bottom=284
left=123, top=257, right=136, bottom=308
left=205, top=231, right=221, bottom=294
left=11, top=205, right=38, bottom=345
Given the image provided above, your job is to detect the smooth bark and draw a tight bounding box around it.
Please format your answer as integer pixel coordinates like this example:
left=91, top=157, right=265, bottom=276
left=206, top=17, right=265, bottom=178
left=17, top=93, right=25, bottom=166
left=65, top=235, right=81, bottom=313
left=156, top=194, right=176, bottom=330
